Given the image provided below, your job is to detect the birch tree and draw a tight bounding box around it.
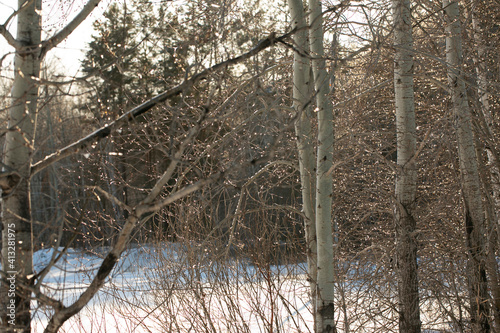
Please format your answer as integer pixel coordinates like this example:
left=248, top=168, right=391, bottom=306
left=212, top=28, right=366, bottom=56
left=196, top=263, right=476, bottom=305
left=288, top=0, right=341, bottom=329
left=287, top=0, right=318, bottom=313
left=0, top=1, right=102, bottom=331
left=0, top=1, right=42, bottom=330
left=443, top=1, right=491, bottom=331
left=308, top=0, right=336, bottom=331
left=392, top=0, right=421, bottom=332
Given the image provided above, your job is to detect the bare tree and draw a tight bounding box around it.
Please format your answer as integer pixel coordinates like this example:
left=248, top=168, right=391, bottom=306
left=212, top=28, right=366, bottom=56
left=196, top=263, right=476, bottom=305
left=392, top=0, right=421, bottom=332
left=287, top=0, right=318, bottom=320
left=0, top=1, right=102, bottom=332
left=443, top=0, right=490, bottom=331
left=308, top=0, right=336, bottom=330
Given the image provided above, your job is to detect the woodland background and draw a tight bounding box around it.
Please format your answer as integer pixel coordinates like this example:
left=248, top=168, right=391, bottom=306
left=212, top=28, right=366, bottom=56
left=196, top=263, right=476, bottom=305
left=0, top=0, right=499, bottom=332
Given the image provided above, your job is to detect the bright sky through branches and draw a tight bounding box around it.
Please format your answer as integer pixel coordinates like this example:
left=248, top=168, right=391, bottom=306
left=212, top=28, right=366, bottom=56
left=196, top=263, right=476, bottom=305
left=0, top=0, right=112, bottom=76
left=0, top=0, right=374, bottom=81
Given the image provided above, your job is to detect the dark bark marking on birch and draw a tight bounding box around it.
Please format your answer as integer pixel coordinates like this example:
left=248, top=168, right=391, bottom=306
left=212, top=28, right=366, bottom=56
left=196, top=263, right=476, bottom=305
left=96, top=253, right=119, bottom=281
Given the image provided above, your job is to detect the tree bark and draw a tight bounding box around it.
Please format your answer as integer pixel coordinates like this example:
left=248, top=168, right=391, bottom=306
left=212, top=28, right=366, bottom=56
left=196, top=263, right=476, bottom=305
left=0, top=1, right=102, bottom=331
left=287, top=0, right=318, bottom=315
left=471, top=1, right=500, bottom=328
left=308, top=0, right=336, bottom=331
left=392, top=0, right=421, bottom=332
left=443, top=1, right=491, bottom=331
left=0, top=1, right=42, bottom=332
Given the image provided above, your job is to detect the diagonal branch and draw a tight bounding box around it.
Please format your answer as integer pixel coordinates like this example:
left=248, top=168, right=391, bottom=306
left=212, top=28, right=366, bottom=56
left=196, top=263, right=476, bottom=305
left=0, top=24, right=21, bottom=49
left=30, top=28, right=296, bottom=176
left=142, top=108, right=209, bottom=205
left=39, top=0, right=103, bottom=58
left=0, top=0, right=36, bottom=49
left=42, top=169, right=222, bottom=333
left=138, top=172, right=222, bottom=215
left=87, top=185, right=132, bottom=213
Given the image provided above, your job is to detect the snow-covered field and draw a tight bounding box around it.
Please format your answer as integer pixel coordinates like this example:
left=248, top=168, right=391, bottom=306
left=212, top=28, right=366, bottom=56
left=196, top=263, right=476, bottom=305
left=29, top=244, right=463, bottom=332
left=31, top=245, right=314, bottom=333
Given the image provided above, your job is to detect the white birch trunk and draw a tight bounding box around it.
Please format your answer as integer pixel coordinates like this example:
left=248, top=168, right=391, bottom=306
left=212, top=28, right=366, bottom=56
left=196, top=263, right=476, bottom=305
left=443, top=1, right=491, bottom=331
left=287, top=0, right=318, bottom=310
left=0, top=1, right=42, bottom=331
left=0, top=1, right=101, bottom=331
left=308, top=0, right=336, bottom=331
left=392, top=0, right=421, bottom=332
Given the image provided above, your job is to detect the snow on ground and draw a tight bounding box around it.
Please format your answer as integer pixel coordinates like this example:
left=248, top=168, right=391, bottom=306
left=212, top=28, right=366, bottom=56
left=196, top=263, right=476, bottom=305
left=31, top=244, right=314, bottom=333
left=29, top=244, right=461, bottom=332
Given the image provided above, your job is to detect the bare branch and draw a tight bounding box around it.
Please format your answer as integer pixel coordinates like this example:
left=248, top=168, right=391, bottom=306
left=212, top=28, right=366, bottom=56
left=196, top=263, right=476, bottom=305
left=31, top=28, right=295, bottom=176
left=32, top=287, right=64, bottom=312
left=87, top=186, right=132, bottom=213
left=43, top=211, right=139, bottom=333
left=39, top=0, right=103, bottom=58
left=4, top=0, right=36, bottom=28
left=0, top=0, right=36, bottom=49
left=138, top=173, right=222, bottom=215
left=0, top=24, right=21, bottom=49
left=142, top=113, right=206, bottom=205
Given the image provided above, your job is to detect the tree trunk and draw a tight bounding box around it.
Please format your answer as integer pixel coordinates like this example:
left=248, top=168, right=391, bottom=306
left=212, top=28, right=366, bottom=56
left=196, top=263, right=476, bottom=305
left=471, top=1, right=500, bottom=328
left=287, top=0, right=318, bottom=315
left=0, top=1, right=101, bottom=331
left=392, top=0, right=421, bottom=332
left=0, top=1, right=42, bottom=332
left=308, top=0, right=336, bottom=331
left=443, top=1, right=491, bottom=331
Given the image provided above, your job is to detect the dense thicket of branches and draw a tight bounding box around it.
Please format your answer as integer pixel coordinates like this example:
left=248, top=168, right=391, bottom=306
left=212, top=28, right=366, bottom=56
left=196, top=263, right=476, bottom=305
left=1, top=0, right=500, bottom=332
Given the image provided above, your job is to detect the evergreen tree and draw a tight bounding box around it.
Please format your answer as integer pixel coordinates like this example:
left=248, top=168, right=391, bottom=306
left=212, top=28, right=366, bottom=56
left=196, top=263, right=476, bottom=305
left=82, top=2, right=189, bottom=118
left=82, top=3, right=138, bottom=120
